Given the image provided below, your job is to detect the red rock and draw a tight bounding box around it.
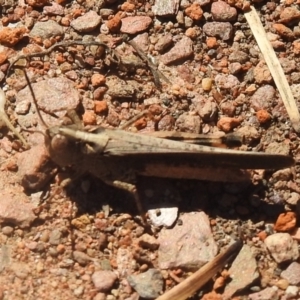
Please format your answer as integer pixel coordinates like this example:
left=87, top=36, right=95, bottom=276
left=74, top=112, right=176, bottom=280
left=185, top=3, right=203, bottom=21
left=82, top=110, right=97, bottom=125
left=91, top=74, right=106, bottom=87
left=94, top=100, right=108, bottom=114
left=217, top=117, right=241, bottom=132
left=256, top=109, right=271, bottom=124
left=120, top=16, right=152, bottom=34
left=273, top=23, right=294, bottom=39
left=274, top=212, right=297, bottom=232
left=0, top=27, right=27, bottom=47
left=106, top=12, right=122, bottom=33
left=0, top=52, right=8, bottom=64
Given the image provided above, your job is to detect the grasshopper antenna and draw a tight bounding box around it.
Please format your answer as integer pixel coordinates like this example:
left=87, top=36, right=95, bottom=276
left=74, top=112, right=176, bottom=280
left=22, top=68, right=49, bottom=130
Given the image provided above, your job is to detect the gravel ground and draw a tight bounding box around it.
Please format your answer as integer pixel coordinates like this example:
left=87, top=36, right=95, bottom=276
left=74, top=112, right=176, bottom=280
left=0, top=0, right=300, bottom=299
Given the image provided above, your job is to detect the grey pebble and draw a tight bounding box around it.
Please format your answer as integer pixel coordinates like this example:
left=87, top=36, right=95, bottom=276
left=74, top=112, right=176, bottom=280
left=127, top=268, right=164, bottom=299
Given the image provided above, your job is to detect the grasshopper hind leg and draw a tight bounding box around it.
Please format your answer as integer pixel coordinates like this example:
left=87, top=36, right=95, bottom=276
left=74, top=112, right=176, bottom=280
left=109, top=180, right=146, bottom=224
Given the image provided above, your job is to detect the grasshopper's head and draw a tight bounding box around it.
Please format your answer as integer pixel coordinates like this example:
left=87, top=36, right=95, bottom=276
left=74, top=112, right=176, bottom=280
left=45, top=126, right=83, bottom=168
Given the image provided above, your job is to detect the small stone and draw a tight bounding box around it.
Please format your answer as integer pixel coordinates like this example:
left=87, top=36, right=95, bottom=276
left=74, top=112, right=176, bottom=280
left=254, top=61, right=272, bottom=84
left=264, top=233, right=299, bottom=263
left=152, top=0, right=180, bottom=16
left=275, top=278, right=289, bottom=290
left=175, top=113, right=201, bottom=133
left=185, top=3, right=203, bottom=21
left=273, top=23, right=294, bottom=39
left=49, top=229, right=62, bottom=246
left=281, top=262, right=300, bottom=285
left=71, top=11, right=101, bottom=33
left=250, top=85, right=275, bottom=111
left=127, top=269, right=163, bottom=299
left=94, top=100, right=108, bottom=114
left=29, top=20, right=64, bottom=39
left=285, top=286, right=299, bottom=299
left=73, top=251, right=93, bottom=266
left=120, top=16, right=152, bottom=34
left=160, top=36, right=193, bottom=65
left=256, top=109, right=271, bottom=124
left=0, top=192, right=37, bottom=228
left=211, top=1, right=237, bottom=22
left=158, top=212, right=218, bottom=270
left=106, top=12, right=122, bottom=33
left=274, top=212, right=297, bottom=232
left=217, top=117, right=241, bottom=132
left=2, top=226, right=14, bottom=236
left=91, top=74, right=106, bottom=87
left=154, top=34, right=173, bottom=52
left=83, top=110, right=97, bottom=125
left=286, top=192, right=300, bottom=205
left=279, top=7, right=300, bottom=24
left=202, top=78, right=213, bottom=91
left=215, top=74, right=240, bottom=89
left=249, top=287, right=279, bottom=300
left=224, top=244, right=259, bottom=299
left=0, top=27, right=27, bottom=47
left=92, top=270, right=118, bottom=292
left=15, top=100, right=31, bottom=115
left=138, top=234, right=159, bottom=250
left=203, top=22, right=233, bottom=41
left=43, top=2, right=64, bottom=15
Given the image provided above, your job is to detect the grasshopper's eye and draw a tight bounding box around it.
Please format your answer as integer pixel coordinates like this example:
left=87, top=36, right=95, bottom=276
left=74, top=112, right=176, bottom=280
left=50, top=134, right=69, bottom=153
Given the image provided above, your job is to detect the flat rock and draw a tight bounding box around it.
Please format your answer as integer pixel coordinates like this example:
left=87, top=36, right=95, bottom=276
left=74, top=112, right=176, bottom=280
left=16, top=77, right=80, bottom=120
left=127, top=268, right=163, bottom=299
left=264, top=233, right=299, bottom=263
left=281, top=262, right=300, bottom=285
left=0, top=191, right=37, bottom=228
left=248, top=287, right=279, bottom=300
left=29, top=20, right=64, bottom=39
left=71, top=11, right=101, bottom=33
left=92, top=270, right=118, bottom=292
left=17, top=143, right=56, bottom=190
left=120, top=16, right=152, bottom=34
left=223, top=244, right=259, bottom=299
left=203, top=22, right=233, bottom=40
left=158, top=212, right=218, bottom=270
left=152, top=0, right=180, bottom=16
left=160, top=36, right=193, bottom=65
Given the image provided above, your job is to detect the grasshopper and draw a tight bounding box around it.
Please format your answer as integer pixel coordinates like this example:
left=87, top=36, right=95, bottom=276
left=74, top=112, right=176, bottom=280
left=43, top=112, right=294, bottom=220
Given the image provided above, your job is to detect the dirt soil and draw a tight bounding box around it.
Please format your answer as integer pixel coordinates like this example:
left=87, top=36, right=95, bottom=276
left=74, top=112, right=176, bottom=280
left=0, top=0, right=300, bottom=299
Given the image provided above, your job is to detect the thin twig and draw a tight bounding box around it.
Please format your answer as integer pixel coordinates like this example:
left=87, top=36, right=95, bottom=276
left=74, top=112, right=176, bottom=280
left=122, top=35, right=171, bottom=88
left=8, top=40, right=120, bottom=76
left=0, top=88, right=29, bottom=148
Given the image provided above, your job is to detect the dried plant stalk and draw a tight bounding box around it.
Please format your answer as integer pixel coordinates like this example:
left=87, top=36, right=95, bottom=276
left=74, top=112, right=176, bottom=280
left=244, top=6, right=300, bottom=132
left=156, top=240, right=242, bottom=300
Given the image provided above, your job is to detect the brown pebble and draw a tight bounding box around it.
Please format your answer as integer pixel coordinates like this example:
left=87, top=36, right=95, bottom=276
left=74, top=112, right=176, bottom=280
left=0, top=27, right=27, bottom=47
left=257, top=231, right=267, bottom=241
left=274, top=212, right=297, bottom=232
